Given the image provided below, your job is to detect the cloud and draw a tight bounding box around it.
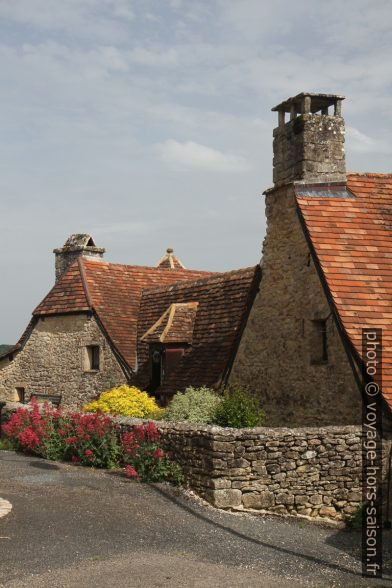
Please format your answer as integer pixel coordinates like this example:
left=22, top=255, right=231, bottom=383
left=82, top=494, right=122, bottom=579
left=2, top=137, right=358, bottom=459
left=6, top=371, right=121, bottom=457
left=346, top=127, right=391, bottom=154
left=157, top=140, right=251, bottom=172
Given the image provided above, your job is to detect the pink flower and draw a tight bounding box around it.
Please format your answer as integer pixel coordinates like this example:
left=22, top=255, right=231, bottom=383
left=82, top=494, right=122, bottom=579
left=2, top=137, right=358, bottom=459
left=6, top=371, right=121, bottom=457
left=84, top=449, right=93, bottom=456
left=125, top=465, right=139, bottom=479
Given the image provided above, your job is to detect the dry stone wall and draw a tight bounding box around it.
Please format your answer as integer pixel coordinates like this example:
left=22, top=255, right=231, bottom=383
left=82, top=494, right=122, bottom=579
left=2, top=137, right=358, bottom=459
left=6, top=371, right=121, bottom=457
left=117, top=418, right=368, bottom=523
left=0, top=314, right=126, bottom=407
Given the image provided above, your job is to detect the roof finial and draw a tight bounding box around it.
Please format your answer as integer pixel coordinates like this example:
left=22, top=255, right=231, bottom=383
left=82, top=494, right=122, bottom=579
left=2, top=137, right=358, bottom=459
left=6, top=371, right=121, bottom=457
left=156, top=247, right=186, bottom=269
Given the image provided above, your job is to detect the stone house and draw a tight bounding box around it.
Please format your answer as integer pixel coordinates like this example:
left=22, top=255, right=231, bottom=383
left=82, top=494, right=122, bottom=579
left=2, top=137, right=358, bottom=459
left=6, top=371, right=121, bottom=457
left=0, top=237, right=259, bottom=407
left=229, top=92, right=392, bottom=431
left=1, top=91, right=391, bottom=432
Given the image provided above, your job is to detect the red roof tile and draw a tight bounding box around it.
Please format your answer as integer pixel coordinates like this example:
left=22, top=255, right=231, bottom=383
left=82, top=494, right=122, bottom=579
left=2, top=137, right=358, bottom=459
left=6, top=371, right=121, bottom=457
left=136, top=267, right=261, bottom=397
left=34, top=259, right=213, bottom=368
left=296, top=173, right=392, bottom=411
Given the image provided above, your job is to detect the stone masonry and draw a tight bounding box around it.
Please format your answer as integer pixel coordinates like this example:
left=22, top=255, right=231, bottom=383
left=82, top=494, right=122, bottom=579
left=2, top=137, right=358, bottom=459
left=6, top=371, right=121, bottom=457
left=228, top=184, right=362, bottom=426
left=271, top=93, right=346, bottom=187
left=0, top=314, right=126, bottom=406
left=228, top=93, right=361, bottom=426
left=117, top=418, right=371, bottom=523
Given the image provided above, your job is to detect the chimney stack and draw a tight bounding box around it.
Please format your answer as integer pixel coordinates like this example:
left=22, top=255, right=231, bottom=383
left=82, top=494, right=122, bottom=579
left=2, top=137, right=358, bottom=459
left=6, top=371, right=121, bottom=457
left=272, top=93, right=346, bottom=187
left=53, top=234, right=105, bottom=282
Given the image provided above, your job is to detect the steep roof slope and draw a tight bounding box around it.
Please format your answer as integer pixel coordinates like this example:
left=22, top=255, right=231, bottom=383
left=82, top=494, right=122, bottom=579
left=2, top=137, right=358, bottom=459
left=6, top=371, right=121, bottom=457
left=296, top=173, right=392, bottom=411
left=136, top=266, right=261, bottom=396
left=33, top=259, right=214, bottom=368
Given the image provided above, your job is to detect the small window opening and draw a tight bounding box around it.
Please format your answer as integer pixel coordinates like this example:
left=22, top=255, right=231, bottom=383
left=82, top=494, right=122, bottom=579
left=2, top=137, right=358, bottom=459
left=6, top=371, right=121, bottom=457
left=150, top=348, right=163, bottom=393
left=87, top=345, right=100, bottom=370
left=86, top=237, right=95, bottom=247
left=310, top=319, right=328, bottom=364
left=16, top=387, right=25, bottom=403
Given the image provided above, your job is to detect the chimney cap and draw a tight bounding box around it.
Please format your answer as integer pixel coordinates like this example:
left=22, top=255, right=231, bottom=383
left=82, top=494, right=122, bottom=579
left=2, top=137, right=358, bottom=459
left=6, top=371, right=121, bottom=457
left=53, top=233, right=105, bottom=254
left=272, top=92, right=345, bottom=113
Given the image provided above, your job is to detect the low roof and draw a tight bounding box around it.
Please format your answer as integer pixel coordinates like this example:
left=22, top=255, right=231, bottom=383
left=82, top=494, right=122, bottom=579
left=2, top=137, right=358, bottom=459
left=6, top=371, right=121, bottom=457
left=33, top=259, right=213, bottom=369
left=296, top=173, right=392, bottom=411
left=136, top=266, right=261, bottom=395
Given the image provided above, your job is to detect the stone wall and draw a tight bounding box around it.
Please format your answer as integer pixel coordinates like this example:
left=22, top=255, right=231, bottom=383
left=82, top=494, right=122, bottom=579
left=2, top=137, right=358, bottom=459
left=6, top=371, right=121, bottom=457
left=228, top=183, right=362, bottom=427
left=118, top=418, right=369, bottom=523
left=0, top=314, right=126, bottom=407
left=272, top=113, right=346, bottom=186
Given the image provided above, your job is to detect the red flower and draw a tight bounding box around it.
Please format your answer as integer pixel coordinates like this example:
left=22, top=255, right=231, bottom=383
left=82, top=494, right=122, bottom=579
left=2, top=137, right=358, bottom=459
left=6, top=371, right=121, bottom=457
left=125, top=465, right=139, bottom=479
left=153, top=448, right=165, bottom=460
left=84, top=449, right=93, bottom=456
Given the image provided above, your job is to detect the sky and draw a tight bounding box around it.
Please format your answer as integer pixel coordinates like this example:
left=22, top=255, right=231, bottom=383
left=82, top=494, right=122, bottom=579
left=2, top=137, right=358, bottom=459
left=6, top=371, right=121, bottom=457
left=1, top=0, right=392, bottom=342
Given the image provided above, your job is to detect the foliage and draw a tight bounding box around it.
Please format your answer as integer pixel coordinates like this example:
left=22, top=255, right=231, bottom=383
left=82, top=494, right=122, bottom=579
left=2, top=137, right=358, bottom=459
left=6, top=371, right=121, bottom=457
left=213, top=384, right=266, bottom=428
left=121, top=421, right=184, bottom=484
left=3, top=399, right=120, bottom=468
left=83, top=385, right=163, bottom=419
left=0, top=437, right=13, bottom=450
left=164, top=386, right=221, bottom=424
left=3, top=400, right=183, bottom=484
left=348, top=503, right=363, bottom=530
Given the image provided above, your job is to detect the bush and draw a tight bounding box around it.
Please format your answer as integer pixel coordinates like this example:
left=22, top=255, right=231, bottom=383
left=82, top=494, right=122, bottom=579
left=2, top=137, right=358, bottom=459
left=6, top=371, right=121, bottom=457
left=213, top=385, right=265, bottom=428
left=83, top=385, right=163, bottom=419
left=121, top=421, right=184, bottom=484
left=3, top=399, right=120, bottom=468
left=164, top=386, right=221, bottom=424
left=3, top=400, right=182, bottom=484
left=348, top=503, right=363, bottom=530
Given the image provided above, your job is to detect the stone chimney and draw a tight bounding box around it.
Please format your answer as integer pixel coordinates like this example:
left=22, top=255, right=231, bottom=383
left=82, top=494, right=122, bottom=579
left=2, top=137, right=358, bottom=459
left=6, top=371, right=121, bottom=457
left=272, top=92, right=346, bottom=187
left=53, top=234, right=105, bottom=282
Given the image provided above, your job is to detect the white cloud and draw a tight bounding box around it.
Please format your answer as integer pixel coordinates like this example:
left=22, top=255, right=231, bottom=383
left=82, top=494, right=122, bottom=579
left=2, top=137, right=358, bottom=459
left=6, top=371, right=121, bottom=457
left=346, top=127, right=391, bottom=154
left=157, top=140, right=251, bottom=172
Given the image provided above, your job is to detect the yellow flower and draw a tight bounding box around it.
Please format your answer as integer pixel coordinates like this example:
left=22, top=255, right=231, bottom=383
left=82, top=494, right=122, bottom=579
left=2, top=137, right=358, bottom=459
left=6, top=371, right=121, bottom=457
left=83, top=385, right=163, bottom=418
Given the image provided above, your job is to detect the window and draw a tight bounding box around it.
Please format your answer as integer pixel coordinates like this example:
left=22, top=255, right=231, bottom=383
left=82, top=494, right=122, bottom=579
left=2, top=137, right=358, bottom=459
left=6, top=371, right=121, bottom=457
left=148, top=345, right=185, bottom=396
left=310, top=319, right=328, bottom=364
left=86, top=345, right=100, bottom=371
left=16, top=387, right=25, bottom=403
left=150, top=348, right=163, bottom=391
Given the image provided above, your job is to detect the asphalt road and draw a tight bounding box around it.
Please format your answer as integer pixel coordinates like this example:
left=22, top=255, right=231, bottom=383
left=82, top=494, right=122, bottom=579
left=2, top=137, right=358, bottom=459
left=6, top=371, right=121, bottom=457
left=0, top=451, right=391, bottom=587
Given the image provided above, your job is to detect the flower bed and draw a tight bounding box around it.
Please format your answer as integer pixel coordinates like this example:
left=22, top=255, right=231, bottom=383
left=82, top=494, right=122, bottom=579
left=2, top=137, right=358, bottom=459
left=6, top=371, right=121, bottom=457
left=2, top=399, right=182, bottom=484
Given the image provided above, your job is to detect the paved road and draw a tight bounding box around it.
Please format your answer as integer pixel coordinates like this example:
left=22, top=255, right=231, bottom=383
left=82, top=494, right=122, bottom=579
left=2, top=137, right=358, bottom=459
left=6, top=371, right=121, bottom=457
left=0, top=451, right=391, bottom=587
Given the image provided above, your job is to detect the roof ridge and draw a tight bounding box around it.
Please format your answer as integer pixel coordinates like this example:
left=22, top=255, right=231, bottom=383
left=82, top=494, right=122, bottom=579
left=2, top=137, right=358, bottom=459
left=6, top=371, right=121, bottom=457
left=81, top=259, right=213, bottom=273
left=141, top=266, right=259, bottom=296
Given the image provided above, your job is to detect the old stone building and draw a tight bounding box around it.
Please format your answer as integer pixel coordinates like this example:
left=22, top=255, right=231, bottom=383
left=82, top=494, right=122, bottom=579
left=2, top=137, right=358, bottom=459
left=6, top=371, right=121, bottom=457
left=1, top=91, right=391, bottom=431
left=230, top=92, right=392, bottom=429
left=0, top=237, right=259, bottom=407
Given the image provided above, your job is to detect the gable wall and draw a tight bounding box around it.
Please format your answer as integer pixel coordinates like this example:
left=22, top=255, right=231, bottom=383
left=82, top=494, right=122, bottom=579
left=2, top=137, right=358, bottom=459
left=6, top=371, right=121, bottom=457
left=0, top=314, right=126, bottom=407
left=228, top=184, right=362, bottom=426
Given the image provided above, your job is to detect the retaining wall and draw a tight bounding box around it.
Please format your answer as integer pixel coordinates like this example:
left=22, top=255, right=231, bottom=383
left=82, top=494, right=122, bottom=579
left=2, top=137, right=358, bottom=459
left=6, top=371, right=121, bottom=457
left=117, top=419, right=372, bottom=522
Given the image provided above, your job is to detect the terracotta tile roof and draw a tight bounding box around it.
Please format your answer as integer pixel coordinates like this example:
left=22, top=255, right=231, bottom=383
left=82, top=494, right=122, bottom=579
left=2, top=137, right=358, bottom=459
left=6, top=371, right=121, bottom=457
left=141, top=302, right=198, bottom=344
left=136, top=266, right=261, bottom=397
left=33, top=259, right=213, bottom=369
left=296, top=173, right=392, bottom=411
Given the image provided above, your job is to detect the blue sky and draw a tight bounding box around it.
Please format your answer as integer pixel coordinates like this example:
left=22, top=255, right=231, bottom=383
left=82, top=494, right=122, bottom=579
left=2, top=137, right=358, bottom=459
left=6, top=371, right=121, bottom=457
left=1, top=0, right=392, bottom=342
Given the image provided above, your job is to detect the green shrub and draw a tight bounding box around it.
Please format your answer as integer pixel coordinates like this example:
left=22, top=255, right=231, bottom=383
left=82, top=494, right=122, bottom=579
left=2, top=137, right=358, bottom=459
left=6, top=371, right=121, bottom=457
left=122, top=422, right=184, bottom=484
left=164, top=386, right=221, bottom=424
left=348, top=503, right=363, bottom=529
left=213, top=384, right=265, bottom=428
